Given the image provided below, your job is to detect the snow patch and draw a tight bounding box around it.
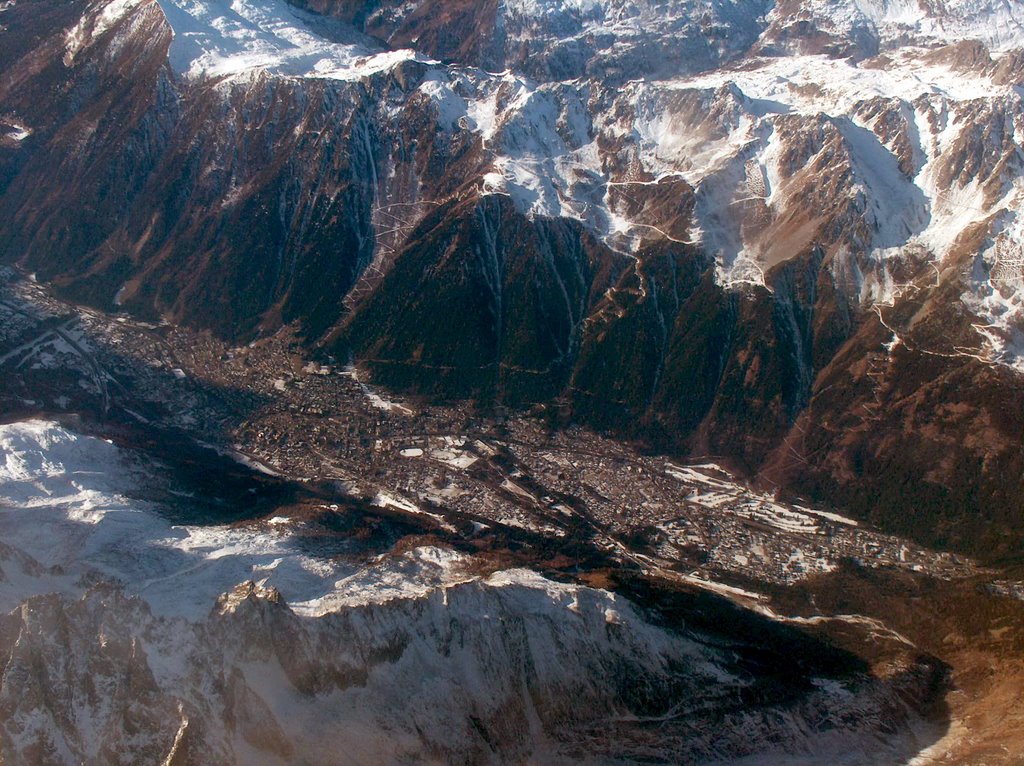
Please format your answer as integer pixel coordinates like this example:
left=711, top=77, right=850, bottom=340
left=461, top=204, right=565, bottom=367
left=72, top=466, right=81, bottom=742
left=153, top=0, right=426, bottom=79
left=0, top=421, right=464, bottom=617
left=962, top=207, right=1024, bottom=372
left=2, top=122, right=30, bottom=142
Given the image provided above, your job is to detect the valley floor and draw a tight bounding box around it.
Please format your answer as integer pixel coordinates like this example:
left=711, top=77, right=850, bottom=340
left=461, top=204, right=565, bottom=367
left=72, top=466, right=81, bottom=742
left=0, top=267, right=1022, bottom=764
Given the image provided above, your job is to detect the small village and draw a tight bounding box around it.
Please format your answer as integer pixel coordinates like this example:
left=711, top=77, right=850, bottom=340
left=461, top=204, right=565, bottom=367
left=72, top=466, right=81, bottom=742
left=0, top=267, right=987, bottom=600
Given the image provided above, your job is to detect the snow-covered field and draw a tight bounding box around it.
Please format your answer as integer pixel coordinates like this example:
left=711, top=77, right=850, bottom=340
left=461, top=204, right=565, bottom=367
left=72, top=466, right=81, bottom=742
left=151, top=0, right=426, bottom=79
left=0, top=420, right=469, bottom=617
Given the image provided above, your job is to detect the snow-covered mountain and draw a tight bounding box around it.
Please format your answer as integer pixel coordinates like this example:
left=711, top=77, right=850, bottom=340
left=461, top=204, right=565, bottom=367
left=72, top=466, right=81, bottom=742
left=0, top=420, right=946, bottom=764
left=5, top=0, right=1022, bottom=356
left=2, top=1, right=1024, bottom=760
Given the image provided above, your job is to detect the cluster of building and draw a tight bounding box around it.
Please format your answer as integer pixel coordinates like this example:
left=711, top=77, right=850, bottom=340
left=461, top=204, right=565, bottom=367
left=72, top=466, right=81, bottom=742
left=0, top=269, right=986, bottom=601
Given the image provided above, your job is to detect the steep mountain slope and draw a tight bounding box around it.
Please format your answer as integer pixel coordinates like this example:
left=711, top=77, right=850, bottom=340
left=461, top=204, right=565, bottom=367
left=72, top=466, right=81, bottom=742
left=1, top=0, right=1023, bottom=555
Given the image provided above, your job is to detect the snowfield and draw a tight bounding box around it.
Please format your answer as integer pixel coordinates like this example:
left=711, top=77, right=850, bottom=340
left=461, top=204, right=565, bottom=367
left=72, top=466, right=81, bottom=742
left=151, top=0, right=426, bottom=79
left=0, top=420, right=469, bottom=617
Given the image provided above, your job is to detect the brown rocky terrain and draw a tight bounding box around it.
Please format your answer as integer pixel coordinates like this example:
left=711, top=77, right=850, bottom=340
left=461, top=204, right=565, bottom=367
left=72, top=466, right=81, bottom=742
left=2, top=2, right=1024, bottom=759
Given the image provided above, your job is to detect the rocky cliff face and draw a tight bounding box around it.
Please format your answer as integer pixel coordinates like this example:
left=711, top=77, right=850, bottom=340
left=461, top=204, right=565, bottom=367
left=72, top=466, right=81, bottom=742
left=0, top=578, right=947, bottom=765
left=2, top=0, right=1024, bottom=554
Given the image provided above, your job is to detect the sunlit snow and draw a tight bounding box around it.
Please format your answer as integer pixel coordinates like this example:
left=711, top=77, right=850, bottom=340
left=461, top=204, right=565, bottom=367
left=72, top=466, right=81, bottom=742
left=153, top=0, right=426, bottom=79
left=0, top=420, right=466, bottom=618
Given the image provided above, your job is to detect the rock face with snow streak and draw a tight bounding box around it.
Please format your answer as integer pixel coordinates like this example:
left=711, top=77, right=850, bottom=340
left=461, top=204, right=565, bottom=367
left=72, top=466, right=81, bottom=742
left=0, top=577, right=945, bottom=765
left=0, top=421, right=945, bottom=765
left=2, top=0, right=1024, bottom=552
